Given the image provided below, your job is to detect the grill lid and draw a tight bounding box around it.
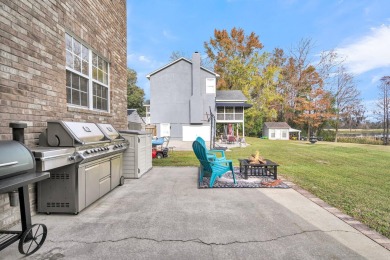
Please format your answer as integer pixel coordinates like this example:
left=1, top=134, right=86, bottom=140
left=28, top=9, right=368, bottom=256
left=0, top=140, right=35, bottom=180
left=96, top=123, right=121, bottom=140
left=46, top=121, right=108, bottom=146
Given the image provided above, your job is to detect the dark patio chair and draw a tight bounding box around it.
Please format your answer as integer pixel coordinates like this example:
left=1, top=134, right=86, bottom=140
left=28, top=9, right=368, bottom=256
left=227, top=135, right=236, bottom=144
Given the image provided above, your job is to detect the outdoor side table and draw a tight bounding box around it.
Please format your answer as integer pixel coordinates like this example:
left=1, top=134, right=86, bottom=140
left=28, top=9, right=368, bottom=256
left=239, top=159, right=279, bottom=180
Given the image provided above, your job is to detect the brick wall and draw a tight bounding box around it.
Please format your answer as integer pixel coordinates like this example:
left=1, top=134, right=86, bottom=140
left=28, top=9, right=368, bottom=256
left=0, top=0, right=127, bottom=229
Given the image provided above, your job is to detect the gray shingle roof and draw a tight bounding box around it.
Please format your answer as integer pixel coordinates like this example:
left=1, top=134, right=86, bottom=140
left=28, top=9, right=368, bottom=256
left=127, top=109, right=143, bottom=123
left=127, top=109, right=136, bottom=116
left=216, top=90, right=247, bottom=101
left=263, top=122, right=291, bottom=129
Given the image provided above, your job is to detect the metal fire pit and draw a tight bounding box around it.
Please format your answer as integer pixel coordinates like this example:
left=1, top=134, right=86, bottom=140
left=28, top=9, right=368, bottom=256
left=0, top=123, right=50, bottom=256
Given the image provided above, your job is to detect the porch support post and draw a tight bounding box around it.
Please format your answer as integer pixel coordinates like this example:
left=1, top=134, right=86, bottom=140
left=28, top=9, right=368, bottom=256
left=243, top=107, right=245, bottom=137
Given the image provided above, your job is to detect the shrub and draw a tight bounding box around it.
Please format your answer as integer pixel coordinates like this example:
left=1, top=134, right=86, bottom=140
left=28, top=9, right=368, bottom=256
left=337, top=137, right=383, bottom=145
left=318, top=130, right=335, bottom=142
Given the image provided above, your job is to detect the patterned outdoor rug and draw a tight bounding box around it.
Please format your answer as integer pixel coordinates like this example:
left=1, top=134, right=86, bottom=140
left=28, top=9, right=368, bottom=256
left=198, top=167, right=290, bottom=189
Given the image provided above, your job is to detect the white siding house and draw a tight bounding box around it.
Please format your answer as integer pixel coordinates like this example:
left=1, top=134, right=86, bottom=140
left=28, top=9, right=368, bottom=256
left=263, top=122, right=291, bottom=140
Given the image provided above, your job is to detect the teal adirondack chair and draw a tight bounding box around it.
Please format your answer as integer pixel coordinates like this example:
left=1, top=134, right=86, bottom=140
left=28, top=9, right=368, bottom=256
left=192, top=140, right=236, bottom=188
left=195, top=136, right=226, bottom=161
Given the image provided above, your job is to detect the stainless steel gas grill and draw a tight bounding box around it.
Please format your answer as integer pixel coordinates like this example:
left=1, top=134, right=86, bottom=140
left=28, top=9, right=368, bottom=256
left=97, top=123, right=127, bottom=151
left=0, top=123, right=50, bottom=256
left=33, top=121, right=128, bottom=214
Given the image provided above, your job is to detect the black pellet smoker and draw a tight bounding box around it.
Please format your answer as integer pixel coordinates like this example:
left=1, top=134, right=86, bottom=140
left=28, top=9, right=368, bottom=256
left=0, top=123, right=50, bottom=256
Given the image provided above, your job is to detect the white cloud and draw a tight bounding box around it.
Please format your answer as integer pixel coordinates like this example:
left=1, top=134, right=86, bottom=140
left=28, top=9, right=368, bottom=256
left=336, top=25, right=390, bottom=74
left=371, top=75, right=382, bottom=83
left=138, top=55, right=151, bottom=63
left=162, top=30, right=177, bottom=40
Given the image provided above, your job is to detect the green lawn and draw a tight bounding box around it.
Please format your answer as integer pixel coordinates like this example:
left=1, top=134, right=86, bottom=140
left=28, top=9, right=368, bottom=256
left=153, top=137, right=390, bottom=238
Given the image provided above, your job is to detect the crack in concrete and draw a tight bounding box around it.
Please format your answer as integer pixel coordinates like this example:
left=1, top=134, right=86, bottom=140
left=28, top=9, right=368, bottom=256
left=47, top=229, right=358, bottom=246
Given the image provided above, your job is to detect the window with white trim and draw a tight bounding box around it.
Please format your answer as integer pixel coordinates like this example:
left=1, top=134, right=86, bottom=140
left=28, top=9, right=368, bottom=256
left=65, top=33, right=109, bottom=111
left=270, top=129, right=275, bottom=138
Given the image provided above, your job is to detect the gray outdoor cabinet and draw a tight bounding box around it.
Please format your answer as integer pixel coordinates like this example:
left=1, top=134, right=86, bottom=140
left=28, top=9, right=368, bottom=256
left=120, top=130, right=152, bottom=178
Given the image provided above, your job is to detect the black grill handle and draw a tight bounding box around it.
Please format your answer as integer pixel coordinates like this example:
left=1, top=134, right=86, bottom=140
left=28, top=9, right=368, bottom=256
left=9, top=122, right=27, bottom=143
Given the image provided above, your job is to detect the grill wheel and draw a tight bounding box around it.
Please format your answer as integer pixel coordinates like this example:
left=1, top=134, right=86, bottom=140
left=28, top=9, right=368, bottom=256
left=18, top=223, right=48, bottom=256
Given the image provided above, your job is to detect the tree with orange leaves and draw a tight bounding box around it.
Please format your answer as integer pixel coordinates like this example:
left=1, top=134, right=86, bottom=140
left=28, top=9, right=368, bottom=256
left=204, top=27, right=264, bottom=90
left=294, top=86, right=334, bottom=137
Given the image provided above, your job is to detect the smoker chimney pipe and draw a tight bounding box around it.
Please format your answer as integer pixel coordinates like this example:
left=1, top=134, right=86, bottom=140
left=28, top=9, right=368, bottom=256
left=8, top=122, right=27, bottom=207
left=9, top=122, right=27, bottom=143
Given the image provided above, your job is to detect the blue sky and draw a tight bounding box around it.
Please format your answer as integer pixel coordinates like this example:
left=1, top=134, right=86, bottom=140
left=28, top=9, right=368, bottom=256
left=126, top=0, right=390, bottom=117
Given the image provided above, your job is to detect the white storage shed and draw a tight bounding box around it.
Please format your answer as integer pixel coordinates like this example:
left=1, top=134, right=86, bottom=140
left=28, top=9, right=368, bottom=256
left=262, top=122, right=291, bottom=140
left=120, top=130, right=152, bottom=178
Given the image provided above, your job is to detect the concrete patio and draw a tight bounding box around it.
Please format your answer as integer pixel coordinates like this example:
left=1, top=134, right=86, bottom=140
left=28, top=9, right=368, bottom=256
left=1, top=167, right=389, bottom=259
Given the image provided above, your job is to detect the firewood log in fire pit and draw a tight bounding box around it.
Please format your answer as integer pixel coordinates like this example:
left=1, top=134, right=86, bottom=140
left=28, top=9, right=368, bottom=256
left=249, top=151, right=266, bottom=164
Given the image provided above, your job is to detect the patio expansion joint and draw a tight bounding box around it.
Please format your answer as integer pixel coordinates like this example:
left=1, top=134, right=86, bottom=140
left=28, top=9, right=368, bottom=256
left=46, top=229, right=358, bottom=246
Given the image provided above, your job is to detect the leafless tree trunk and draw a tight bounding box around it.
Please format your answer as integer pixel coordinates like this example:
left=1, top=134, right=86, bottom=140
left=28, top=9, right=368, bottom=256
left=317, top=49, right=344, bottom=91
left=333, top=66, right=363, bottom=142
left=377, top=76, right=390, bottom=145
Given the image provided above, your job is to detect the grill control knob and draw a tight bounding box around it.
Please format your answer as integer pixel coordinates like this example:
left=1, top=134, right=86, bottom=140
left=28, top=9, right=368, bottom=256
left=86, top=150, right=90, bottom=154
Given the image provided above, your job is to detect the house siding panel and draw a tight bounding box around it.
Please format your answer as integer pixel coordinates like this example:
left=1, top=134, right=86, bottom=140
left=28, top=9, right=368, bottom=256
left=149, top=58, right=217, bottom=140
left=150, top=61, right=192, bottom=124
left=0, top=0, right=127, bottom=229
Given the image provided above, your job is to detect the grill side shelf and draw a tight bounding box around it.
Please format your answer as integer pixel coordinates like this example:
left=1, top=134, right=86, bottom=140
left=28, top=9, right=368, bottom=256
left=0, top=172, right=50, bottom=194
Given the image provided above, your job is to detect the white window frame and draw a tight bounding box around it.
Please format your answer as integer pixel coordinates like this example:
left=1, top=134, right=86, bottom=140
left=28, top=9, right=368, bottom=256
left=270, top=129, right=276, bottom=138
left=65, top=33, right=110, bottom=112
left=282, top=130, right=287, bottom=138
